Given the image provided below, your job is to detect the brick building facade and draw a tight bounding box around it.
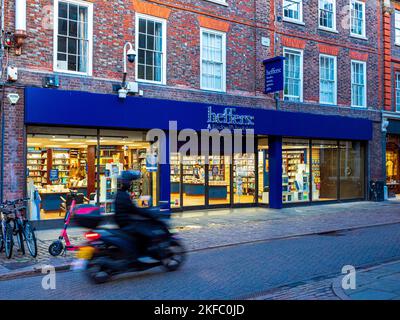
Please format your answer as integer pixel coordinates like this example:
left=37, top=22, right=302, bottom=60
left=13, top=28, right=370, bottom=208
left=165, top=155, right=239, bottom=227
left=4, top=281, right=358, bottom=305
left=0, top=0, right=385, bottom=221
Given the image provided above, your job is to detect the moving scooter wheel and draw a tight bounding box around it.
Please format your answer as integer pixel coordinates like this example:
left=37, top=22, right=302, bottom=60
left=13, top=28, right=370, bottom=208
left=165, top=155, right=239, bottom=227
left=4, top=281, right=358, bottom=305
left=49, top=240, right=64, bottom=256
left=86, top=261, right=110, bottom=284
left=161, top=239, right=186, bottom=272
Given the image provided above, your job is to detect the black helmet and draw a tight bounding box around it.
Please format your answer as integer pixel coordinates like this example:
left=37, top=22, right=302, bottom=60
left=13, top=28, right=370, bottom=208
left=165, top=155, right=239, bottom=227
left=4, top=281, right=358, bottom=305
left=117, top=170, right=141, bottom=190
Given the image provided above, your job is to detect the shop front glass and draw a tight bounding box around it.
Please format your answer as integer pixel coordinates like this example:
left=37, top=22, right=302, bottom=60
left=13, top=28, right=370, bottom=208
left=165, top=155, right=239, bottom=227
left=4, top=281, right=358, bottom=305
left=386, top=135, right=400, bottom=197
left=26, top=127, right=157, bottom=220
left=258, top=138, right=269, bottom=204
left=170, top=152, right=181, bottom=208
left=233, top=153, right=256, bottom=204
left=311, top=140, right=338, bottom=201
left=339, top=141, right=365, bottom=200
left=208, top=155, right=231, bottom=205
left=282, top=138, right=310, bottom=203
left=182, top=155, right=206, bottom=207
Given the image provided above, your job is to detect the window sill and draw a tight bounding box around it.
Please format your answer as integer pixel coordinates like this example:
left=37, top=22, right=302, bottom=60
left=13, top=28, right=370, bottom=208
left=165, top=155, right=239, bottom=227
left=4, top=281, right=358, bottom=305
left=203, top=0, right=228, bottom=6
left=53, top=68, right=92, bottom=77
left=318, top=26, right=338, bottom=34
left=200, top=87, right=227, bottom=93
left=350, top=34, right=368, bottom=41
left=282, top=18, right=305, bottom=26
left=136, top=79, right=166, bottom=86
left=351, top=105, right=367, bottom=109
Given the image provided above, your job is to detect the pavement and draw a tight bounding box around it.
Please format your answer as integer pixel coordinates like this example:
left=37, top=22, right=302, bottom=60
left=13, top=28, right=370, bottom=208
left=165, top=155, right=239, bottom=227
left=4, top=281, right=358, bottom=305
left=1, top=199, right=400, bottom=300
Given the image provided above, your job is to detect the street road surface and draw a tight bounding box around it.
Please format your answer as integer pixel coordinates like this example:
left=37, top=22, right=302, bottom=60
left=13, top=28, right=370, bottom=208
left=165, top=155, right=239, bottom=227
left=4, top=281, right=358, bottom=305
left=2, top=223, right=400, bottom=300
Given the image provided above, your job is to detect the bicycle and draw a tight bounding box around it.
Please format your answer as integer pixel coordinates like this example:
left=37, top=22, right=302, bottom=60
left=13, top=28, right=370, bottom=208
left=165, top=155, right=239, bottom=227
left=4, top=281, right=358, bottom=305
left=11, top=198, right=37, bottom=258
left=0, top=203, right=15, bottom=259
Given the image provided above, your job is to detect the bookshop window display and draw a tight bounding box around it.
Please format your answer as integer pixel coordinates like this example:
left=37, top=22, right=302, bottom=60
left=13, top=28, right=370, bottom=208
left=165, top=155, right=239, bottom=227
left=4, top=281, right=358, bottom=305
left=282, top=138, right=365, bottom=204
left=26, top=127, right=158, bottom=220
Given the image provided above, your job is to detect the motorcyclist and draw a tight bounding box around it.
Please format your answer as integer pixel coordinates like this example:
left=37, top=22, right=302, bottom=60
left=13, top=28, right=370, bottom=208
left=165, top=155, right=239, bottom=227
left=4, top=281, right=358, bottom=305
left=114, top=171, right=159, bottom=258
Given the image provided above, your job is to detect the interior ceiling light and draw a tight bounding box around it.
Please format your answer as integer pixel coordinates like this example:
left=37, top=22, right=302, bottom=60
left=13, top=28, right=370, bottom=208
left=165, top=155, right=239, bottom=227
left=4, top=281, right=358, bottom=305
left=51, top=138, right=72, bottom=142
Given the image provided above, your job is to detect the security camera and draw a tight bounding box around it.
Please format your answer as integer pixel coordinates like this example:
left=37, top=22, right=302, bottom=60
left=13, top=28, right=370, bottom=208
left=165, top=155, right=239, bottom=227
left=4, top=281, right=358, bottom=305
left=127, top=48, right=136, bottom=63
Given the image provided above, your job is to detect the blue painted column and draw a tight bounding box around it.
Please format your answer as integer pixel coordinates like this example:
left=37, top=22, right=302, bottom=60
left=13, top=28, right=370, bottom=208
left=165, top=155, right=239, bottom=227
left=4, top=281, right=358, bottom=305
left=159, top=133, right=171, bottom=214
left=268, top=136, right=283, bottom=209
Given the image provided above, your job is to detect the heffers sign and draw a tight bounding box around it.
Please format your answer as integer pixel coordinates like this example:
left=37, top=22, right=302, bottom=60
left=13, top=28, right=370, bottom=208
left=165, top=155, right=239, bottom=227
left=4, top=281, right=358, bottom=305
left=207, top=106, right=255, bottom=130
left=263, top=56, right=285, bottom=94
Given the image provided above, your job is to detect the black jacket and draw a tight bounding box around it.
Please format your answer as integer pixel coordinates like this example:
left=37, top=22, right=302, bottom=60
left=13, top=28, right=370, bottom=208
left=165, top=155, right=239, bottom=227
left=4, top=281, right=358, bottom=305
left=114, top=190, right=148, bottom=228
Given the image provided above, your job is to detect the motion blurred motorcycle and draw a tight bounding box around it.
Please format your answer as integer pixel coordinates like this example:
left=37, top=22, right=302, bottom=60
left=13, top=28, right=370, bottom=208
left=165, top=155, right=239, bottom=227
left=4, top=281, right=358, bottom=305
left=71, top=204, right=186, bottom=284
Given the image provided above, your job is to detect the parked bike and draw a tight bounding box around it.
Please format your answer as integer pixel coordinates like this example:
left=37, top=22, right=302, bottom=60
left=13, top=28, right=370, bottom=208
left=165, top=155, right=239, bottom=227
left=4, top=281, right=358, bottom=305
left=0, top=198, right=37, bottom=259
left=72, top=205, right=186, bottom=284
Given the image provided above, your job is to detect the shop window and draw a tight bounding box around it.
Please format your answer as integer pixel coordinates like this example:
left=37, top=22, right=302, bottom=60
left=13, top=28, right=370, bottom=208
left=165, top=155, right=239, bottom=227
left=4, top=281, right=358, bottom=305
left=208, top=155, right=231, bottom=205
left=26, top=127, right=156, bottom=221
left=311, top=140, right=338, bottom=201
left=339, top=141, right=365, bottom=200
left=351, top=60, right=366, bottom=108
left=201, top=29, right=226, bottom=92
left=258, top=138, right=269, bottom=204
left=396, top=73, right=400, bottom=112
left=54, top=0, right=93, bottom=75
left=170, top=152, right=181, bottom=208
left=26, top=127, right=97, bottom=221
left=283, top=0, right=303, bottom=22
left=233, top=153, right=256, bottom=204
left=282, top=138, right=310, bottom=203
left=319, top=0, right=336, bottom=30
left=319, top=54, right=337, bottom=105
left=350, top=0, right=366, bottom=38
left=136, top=14, right=166, bottom=84
left=283, top=48, right=303, bottom=102
left=181, top=155, right=206, bottom=207
left=396, top=10, right=400, bottom=45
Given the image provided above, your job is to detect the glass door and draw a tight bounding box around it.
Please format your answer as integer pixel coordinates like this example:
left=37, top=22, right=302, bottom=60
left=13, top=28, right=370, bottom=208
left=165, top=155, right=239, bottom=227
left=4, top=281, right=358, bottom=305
left=182, top=155, right=206, bottom=207
left=233, top=153, right=256, bottom=204
left=258, top=138, right=269, bottom=204
left=208, top=155, right=231, bottom=206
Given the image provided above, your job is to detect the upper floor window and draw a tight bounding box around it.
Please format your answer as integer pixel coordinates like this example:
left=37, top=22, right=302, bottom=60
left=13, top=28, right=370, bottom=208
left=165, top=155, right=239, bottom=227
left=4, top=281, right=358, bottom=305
left=283, top=0, right=303, bottom=23
left=319, top=54, right=337, bottom=105
left=283, top=48, right=303, bottom=102
left=319, top=0, right=336, bottom=30
left=54, top=0, right=93, bottom=75
left=396, top=73, right=400, bottom=112
left=350, top=0, right=366, bottom=38
left=395, top=10, right=400, bottom=45
left=136, top=14, right=167, bottom=84
left=351, top=60, right=367, bottom=108
left=200, top=29, right=226, bottom=92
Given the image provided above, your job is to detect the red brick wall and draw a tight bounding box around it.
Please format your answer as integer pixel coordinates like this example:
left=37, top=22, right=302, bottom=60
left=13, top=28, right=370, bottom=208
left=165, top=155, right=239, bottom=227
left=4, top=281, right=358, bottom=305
left=0, top=0, right=385, bottom=200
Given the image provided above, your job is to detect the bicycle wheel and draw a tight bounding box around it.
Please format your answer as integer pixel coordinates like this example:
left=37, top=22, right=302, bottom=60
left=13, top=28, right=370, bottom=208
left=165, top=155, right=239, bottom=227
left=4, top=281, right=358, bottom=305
left=4, top=223, right=13, bottom=259
left=23, top=222, right=37, bottom=258
left=16, top=229, right=25, bottom=255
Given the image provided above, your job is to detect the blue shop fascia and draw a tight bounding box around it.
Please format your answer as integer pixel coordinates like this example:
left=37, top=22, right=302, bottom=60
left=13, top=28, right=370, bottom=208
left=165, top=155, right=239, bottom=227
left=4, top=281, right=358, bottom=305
left=24, top=87, right=372, bottom=220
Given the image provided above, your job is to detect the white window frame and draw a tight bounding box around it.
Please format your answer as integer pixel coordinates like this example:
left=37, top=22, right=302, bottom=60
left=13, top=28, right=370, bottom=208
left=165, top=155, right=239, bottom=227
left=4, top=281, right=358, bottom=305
left=203, top=0, right=228, bottom=6
left=283, top=0, right=303, bottom=24
left=351, top=60, right=367, bottom=108
left=319, top=54, right=337, bottom=105
left=349, top=0, right=366, bottom=39
left=200, top=28, right=227, bottom=92
left=318, top=0, right=336, bottom=32
left=396, top=73, right=400, bottom=112
left=283, top=47, right=303, bottom=102
left=395, top=10, right=400, bottom=46
left=135, top=13, right=167, bottom=85
left=53, top=0, right=94, bottom=76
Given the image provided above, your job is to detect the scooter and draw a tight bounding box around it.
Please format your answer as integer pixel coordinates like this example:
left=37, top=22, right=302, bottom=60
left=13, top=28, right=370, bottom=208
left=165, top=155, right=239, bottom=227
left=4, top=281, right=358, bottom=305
left=48, top=191, right=97, bottom=256
left=72, top=207, right=186, bottom=284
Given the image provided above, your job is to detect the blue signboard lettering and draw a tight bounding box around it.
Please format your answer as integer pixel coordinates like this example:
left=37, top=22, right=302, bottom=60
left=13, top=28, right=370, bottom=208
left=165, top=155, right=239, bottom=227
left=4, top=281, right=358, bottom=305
left=263, top=56, right=285, bottom=94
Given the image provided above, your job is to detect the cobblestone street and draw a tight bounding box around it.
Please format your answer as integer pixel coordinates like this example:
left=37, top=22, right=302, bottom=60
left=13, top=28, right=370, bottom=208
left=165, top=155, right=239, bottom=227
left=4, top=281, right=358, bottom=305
left=1, top=200, right=400, bottom=278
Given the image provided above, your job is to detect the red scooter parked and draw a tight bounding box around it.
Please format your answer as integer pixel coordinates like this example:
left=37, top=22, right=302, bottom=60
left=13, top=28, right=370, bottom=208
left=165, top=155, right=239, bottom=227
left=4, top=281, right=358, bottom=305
left=48, top=191, right=99, bottom=256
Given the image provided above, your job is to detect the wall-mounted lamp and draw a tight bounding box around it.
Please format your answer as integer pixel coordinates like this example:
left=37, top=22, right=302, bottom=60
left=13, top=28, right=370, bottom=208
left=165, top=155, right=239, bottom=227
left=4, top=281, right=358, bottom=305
left=14, top=0, right=27, bottom=55
left=119, top=42, right=137, bottom=99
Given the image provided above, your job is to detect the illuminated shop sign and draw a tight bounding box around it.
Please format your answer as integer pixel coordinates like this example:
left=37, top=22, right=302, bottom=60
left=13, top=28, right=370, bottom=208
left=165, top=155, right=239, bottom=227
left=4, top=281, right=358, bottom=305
left=207, top=107, right=255, bottom=130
